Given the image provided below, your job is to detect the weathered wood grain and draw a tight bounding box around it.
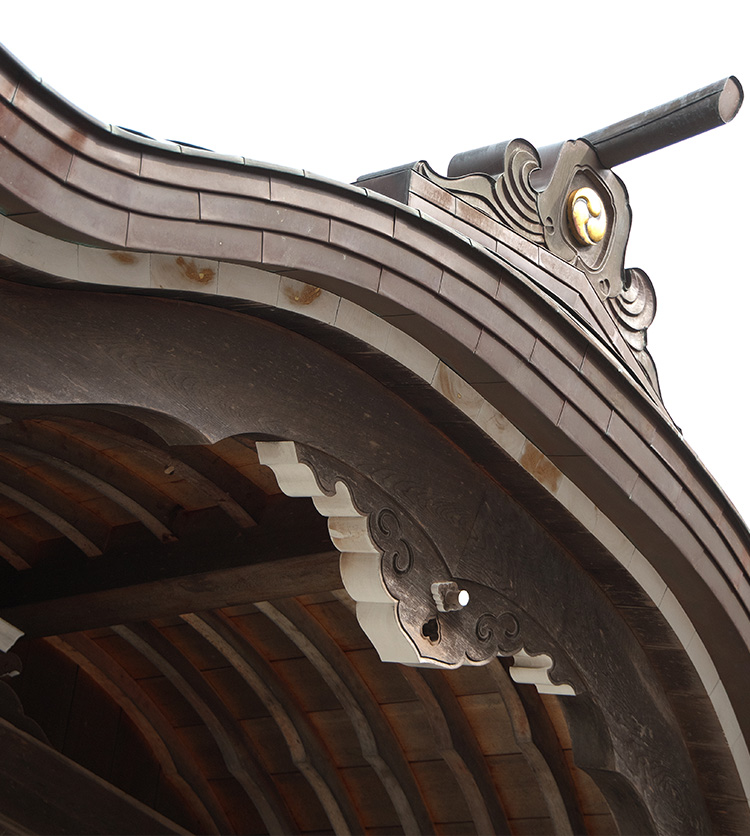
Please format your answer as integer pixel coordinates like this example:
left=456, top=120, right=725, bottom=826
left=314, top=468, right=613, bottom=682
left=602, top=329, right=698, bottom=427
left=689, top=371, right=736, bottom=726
left=184, top=610, right=365, bottom=835
left=258, top=598, right=435, bottom=835
left=113, top=621, right=297, bottom=834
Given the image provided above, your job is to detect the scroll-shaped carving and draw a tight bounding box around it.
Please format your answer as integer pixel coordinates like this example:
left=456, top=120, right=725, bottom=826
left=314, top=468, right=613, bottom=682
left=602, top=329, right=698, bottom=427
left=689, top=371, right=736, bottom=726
left=371, top=508, right=413, bottom=576
left=420, top=139, right=664, bottom=400
left=609, top=267, right=656, bottom=351
left=608, top=267, right=661, bottom=394
left=439, top=582, right=578, bottom=694
left=257, top=441, right=578, bottom=695
left=415, top=140, right=546, bottom=243
left=475, top=611, right=519, bottom=645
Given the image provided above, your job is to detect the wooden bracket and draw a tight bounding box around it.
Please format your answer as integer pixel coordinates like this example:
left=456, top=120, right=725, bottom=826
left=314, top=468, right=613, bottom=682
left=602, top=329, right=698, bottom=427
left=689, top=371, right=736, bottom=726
left=257, top=440, right=577, bottom=695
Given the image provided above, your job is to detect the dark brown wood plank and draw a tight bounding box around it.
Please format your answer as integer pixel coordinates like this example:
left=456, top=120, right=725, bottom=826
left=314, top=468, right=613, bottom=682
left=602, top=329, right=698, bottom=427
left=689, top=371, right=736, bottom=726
left=258, top=598, right=435, bottom=835
left=1, top=495, right=338, bottom=635
left=0, top=715, right=185, bottom=835
left=2, top=549, right=339, bottom=636
left=185, top=610, right=365, bottom=834
left=114, top=621, right=297, bottom=834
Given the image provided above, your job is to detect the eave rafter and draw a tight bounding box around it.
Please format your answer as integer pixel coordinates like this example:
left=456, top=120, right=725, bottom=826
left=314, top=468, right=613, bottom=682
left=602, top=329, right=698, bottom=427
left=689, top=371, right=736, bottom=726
left=0, top=416, right=340, bottom=635
left=13, top=591, right=611, bottom=834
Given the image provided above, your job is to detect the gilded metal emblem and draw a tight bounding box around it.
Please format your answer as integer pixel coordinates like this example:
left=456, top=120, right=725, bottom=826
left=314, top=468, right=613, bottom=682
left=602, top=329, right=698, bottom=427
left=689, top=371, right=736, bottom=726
left=567, top=187, right=607, bottom=245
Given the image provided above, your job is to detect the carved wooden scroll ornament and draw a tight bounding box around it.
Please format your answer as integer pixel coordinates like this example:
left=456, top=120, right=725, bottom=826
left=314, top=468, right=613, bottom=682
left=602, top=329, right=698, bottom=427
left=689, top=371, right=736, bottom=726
left=257, top=441, right=577, bottom=696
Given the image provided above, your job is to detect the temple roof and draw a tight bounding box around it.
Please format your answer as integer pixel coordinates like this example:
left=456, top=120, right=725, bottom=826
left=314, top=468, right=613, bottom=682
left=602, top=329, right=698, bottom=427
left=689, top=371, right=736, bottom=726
left=0, top=42, right=748, bottom=835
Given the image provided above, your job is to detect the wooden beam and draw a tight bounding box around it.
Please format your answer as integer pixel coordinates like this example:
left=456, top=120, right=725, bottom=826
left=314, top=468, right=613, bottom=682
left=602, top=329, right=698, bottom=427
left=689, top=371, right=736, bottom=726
left=1, top=550, right=340, bottom=637
left=0, top=496, right=339, bottom=636
left=0, top=715, right=185, bottom=835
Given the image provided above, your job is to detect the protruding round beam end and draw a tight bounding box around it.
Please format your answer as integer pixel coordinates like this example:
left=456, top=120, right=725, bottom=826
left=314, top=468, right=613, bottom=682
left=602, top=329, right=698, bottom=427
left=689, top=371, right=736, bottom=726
left=719, top=76, right=743, bottom=123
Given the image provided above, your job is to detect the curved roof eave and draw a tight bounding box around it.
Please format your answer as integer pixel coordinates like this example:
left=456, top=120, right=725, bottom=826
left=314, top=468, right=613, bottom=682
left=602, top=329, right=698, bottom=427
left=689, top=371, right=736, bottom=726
left=1, top=43, right=749, bottom=810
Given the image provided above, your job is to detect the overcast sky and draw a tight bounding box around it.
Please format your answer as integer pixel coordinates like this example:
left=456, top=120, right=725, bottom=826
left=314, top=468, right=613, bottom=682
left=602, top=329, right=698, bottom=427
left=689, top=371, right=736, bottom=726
left=3, top=2, right=749, bottom=522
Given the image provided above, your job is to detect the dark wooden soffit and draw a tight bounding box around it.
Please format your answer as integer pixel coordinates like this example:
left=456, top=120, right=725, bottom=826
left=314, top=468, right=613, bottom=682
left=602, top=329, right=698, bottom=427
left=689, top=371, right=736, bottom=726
left=11, top=597, right=622, bottom=836
left=0, top=417, right=338, bottom=635
left=0, top=283, right=744, bottom=833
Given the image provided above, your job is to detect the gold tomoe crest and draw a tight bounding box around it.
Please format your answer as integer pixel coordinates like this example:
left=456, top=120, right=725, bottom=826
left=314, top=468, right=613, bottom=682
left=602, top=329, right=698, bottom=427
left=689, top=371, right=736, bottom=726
left=567, top=187, right=607, bottom=245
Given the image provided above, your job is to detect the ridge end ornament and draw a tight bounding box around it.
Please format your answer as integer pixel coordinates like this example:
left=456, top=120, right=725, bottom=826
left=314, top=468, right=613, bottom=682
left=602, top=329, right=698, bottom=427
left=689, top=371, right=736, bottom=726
left=425, top=135, right=630, bottom=300
left=536, top=138, right=629, bottom=299
left=441, top=78, right=743, bottom=400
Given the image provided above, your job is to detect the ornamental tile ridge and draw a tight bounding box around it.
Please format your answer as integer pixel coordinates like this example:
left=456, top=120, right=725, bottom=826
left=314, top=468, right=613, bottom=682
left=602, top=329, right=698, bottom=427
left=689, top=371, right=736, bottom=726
left=398, top=143, right=662, bottom=398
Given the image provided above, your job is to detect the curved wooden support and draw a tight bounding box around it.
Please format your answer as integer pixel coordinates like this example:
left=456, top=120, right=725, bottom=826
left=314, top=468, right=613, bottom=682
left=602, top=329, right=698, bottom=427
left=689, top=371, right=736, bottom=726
left=0, top=438, right=176, bottom=544
left=258, top=439, right=577, bottom=695
left=560, top=693, right=662, bottom=835
left=256, top=598, right=436, bottom=836
left=486, top=660, right=587, bottom=835
left=329, top=589, right=513, bottom=833
left=0, top=278, right=727, bottom=832
left=113, top=622, right=297, bottom=835
left=256, top=442, right=714, bottom=832
left=0, top=479, right=101, bottom=557
left=401, top=667, right=513, bottom=835
left=49, top=633, right=231, bottom=835
left=182, top=611, right=365, bottom=835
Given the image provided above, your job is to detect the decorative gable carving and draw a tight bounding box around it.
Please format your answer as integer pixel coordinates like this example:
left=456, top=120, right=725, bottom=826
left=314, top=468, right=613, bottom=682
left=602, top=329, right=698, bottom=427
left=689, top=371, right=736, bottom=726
left=404, top=140, right=661, bottom=395
left=257, top=440, right=578, bottom=696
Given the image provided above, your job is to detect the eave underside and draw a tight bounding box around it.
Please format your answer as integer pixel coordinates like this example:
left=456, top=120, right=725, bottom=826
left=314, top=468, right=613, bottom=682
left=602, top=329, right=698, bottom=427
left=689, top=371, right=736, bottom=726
left=0, top=412, right=613, bottom=836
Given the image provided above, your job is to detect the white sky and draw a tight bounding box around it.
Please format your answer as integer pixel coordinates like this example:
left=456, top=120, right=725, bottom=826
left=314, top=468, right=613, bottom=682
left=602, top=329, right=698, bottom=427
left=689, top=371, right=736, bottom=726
left=3, top=1, right=749, bottom=523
